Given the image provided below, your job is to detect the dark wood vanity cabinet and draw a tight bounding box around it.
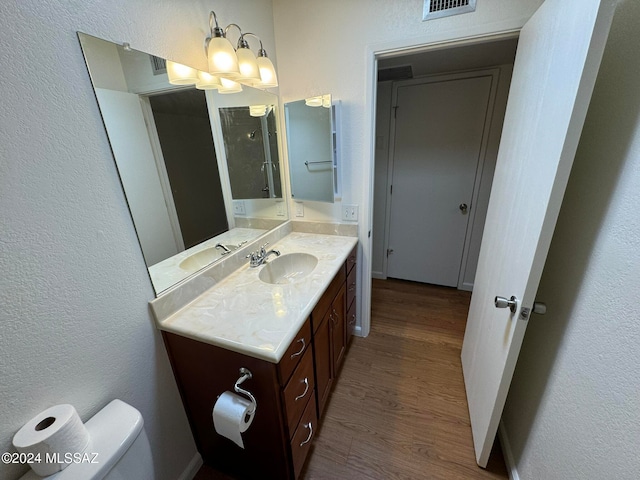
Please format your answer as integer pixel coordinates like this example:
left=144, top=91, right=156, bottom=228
left=311, top=244, right=357, bottom=418
left=161, top=244, right=357, bottom=480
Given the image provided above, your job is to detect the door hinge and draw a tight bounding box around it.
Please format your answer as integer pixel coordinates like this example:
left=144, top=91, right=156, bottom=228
left=393, top=105, right=399, bottom=119
left=390, top=184, right=393, bottom=195
left=386, top=248, right=394, bottom=257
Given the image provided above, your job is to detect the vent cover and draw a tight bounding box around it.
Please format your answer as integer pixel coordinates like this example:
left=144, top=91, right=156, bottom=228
left=423, top=0, right=477, bottom=21
left=150, top=55, right=167, bottom=76
left=378, top=65, right=414, bottom=82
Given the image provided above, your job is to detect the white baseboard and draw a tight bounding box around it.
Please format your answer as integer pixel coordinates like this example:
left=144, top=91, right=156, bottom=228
left=178, top=452, right=203, bottom=480
left=459, top=281, right=474, bottom=292
left=371, top=271, right=386, bottom=280
left=498, top=420, right=520, bottom=480
left=353, top=325, right=364, bottom=337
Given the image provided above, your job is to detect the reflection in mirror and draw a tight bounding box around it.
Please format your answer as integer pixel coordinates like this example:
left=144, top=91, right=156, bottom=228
left=219, top=106, right=282, bottom=200
left=285, top=95, right=339, bottom=203
left=78, top=32, right=287, bottom=295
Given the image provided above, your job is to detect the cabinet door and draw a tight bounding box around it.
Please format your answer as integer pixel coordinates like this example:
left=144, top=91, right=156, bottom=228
left=314, top=312, right=332, bottom=419
left=331, top=284, right=347, bottom=376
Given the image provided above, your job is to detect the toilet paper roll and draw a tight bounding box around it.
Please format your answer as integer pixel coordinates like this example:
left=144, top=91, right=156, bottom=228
left=12, top=404, right=90, bottom=477
left=212, top=391, right=255, bottom=449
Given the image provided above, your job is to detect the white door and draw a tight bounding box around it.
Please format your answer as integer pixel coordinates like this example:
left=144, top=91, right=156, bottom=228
left=387, top=75, right=493, bottom=286
left=96, top=88, right=180, bottom=266
left=461, top=0, right=616, bottom=467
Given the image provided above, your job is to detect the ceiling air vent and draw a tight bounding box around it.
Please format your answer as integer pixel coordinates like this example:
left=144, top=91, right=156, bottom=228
left=378, top=65, right=414, bottom=82
left=423, top=0, right=477, bottom=21
left=150, top=55, right=167, bottom=76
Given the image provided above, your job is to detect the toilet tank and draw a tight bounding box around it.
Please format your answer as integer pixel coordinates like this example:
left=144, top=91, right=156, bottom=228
left=19, top=400, right=154, bottom=480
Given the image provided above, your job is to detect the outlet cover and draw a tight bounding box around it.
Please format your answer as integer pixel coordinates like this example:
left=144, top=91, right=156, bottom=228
left=342, top=204, right=359, bottom=222
left=295, top=202, right=304, bottom=217
left=233, top=200, right=246, bottom=215
left=276, top=202, right=285, bottom=217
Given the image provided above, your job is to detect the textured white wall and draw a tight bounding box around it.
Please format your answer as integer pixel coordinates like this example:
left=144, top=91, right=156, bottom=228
left=272, top=0, right=543, bottom=223
left=502, top=1, right=640, bottom=478
left=0, top=1, right=276, bottom=479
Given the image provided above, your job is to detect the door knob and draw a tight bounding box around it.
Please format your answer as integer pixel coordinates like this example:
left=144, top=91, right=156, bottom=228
left=459, top=203, right=468, bottom=213
left=495, top=295, right=518, bottom=313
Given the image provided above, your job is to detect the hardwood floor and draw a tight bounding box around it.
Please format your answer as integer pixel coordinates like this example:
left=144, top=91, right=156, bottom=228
left=300, top=279, right=508, bottom=479
left=195, top=278, right=508, bottom=479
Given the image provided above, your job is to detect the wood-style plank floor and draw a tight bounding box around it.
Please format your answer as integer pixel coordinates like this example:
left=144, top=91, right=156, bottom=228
left=195, top=279, right=508, bottom=480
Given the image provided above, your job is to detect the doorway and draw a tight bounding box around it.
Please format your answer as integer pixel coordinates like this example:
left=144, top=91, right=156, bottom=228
left=372, top=38, right=518, bottom=290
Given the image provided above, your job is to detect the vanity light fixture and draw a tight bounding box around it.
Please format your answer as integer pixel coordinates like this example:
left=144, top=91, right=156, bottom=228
left=205, top=11, right=240, bottom=77
left=195, top=70, right=222, bottom=90
left=305, top=94, right=331, bottom=108
left=205, top=11, right=278, bottom=89
left=218, top=77, right=243, bottom=94
left=249, top=104, right=267, bottom=117
left=167, top=60, right=199, bottom=85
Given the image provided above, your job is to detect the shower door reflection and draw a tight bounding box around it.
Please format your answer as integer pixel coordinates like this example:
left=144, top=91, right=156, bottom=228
left=219, top=106, right=282, bottom=199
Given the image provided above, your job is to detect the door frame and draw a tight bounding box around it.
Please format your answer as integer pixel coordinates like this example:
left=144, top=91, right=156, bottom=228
left=382, top=68, right=501, bottom=287
left=360, top=29, right=522, bottom=338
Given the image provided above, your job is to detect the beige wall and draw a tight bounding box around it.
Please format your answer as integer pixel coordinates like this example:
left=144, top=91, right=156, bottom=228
left=0, top=1, right=276, bottom=479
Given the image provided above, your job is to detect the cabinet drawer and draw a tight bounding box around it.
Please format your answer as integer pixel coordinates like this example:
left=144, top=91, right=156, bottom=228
left=290, top=393, right=317, bottom=479
left=312, top=267, right=346, bottom=333
left=346, top=264, right=357, bottom=310
left=346, top=245, right=357, bottom=274
left=278, top=318, right=312, bottom=387
left=283, top=348, right=315, bottom=438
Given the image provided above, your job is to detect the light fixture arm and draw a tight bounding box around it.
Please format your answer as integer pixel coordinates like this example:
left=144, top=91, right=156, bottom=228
left=243, top=33, right=269, bottom=58
left=209, top=11, right=225, bottom=38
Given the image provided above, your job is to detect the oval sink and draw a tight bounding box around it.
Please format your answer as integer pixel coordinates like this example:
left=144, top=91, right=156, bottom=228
left=259, top=253, right=318, bottom=285
left=179, top=247, right=220, bottom=271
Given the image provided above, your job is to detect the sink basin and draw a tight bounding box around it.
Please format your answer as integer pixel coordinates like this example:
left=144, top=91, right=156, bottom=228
left=259, top=253, right=318, bottom=285
left=179, top=247, right=220, bottom=271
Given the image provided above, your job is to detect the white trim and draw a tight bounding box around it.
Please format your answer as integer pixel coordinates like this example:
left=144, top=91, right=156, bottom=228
left=361, top=25, right=525, bottom=339
left=139, top=96, right=184, bottom=252
left=177, top=452, right=203, bottom=480
left=498, top=420, right=520, bottom=480
left=204, top=91, right=236, bottom=230
left=371, top=271, right=386, bottom=280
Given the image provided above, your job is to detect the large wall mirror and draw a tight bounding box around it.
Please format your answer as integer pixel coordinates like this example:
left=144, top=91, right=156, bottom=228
left=284, top=95, right=340, bottom=203
left=78, top=33, right=287, bottom=296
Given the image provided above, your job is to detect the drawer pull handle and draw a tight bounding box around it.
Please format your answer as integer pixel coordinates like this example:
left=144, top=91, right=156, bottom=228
left=349, top=283, right=356, bottom=292
left=290, top=338, right=305, bottom=359
left=295, top=377, right=309, bottom=401
left=299, top=422, right=313, bottom=447
left=349, top=314, right=356, bottom=326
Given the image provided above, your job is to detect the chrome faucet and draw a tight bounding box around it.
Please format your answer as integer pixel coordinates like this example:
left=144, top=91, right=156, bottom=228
left=215, top=243, right=232, bottom=255
left=216, top=240, right=248, bottom=256
left=246, top=243, right=280, bottom=267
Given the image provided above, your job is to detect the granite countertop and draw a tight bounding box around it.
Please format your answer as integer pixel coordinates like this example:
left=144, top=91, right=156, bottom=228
left=157, top=232, right=357, bottom=363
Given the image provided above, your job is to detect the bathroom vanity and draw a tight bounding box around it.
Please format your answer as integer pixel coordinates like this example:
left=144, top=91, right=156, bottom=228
left=154, top=231, right=357, bottom=479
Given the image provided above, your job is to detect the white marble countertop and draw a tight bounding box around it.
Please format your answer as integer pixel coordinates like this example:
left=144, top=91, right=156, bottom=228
left=157, top=232, right=357, bottom=363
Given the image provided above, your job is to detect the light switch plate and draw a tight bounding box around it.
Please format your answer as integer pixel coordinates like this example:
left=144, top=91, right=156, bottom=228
left=342, top=204, right=358, bottom=221
left=276, top=201, right=285, bottom=217
left=295, top=202, right=304, bottom=217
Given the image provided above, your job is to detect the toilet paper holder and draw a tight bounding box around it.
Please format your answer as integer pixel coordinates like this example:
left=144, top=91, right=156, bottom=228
left=234, top=368, right=257, bottom=415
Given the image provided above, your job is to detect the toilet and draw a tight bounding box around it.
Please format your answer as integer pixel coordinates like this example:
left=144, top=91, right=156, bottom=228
left=19, top=399, right=154, bottom=480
